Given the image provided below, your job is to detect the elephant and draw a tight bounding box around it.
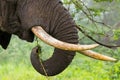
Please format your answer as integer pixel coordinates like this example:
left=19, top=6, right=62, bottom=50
left=0, top=0, right=117, bottom=76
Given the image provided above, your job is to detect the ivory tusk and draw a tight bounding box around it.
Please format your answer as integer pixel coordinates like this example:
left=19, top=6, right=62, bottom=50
left=31, top=26, right=98, bottom=51
left=79, top=50, right=117, bottom=62
left=31, top=26, right=117, bottom=62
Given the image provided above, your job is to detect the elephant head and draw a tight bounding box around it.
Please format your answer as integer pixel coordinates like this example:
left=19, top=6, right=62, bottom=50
left=0, top=0, right=117, bottom=76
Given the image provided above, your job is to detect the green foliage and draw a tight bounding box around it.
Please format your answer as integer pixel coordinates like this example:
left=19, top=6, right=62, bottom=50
left=62, top=0, right=72, bottom=4
left=113, top=29, right=120, bottom=40
left=109, top=61, right=120, bottom=80
left=0, top=36, right=119, bottom=80
left=94, top=0, right=113, bottom=2
left=94, top=0, right=120, bottom=2
left=88, top=8, right=105, bottom=16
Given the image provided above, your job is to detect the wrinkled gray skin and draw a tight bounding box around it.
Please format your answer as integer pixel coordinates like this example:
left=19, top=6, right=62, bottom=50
left=0, top=0, right=78, bottom=76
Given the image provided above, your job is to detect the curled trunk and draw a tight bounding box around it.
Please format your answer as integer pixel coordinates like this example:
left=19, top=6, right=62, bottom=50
left=31, top=47, right=77, bottom=76
left=26, top=0, right=78, bottom=76
left=30, top=19, right=78, bottom=76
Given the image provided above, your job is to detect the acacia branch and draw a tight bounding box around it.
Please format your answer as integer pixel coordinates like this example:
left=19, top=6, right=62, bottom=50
left=72, top=0, right=110, bottom=28
left=76, top=25, right=120, bottom=48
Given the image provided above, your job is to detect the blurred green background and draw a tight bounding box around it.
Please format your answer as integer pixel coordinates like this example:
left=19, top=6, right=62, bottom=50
left=0, top=35, right=120, bottom=80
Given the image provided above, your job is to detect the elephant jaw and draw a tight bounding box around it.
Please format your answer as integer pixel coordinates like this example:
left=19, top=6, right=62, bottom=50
left=31, top=26, right=117, bottom=62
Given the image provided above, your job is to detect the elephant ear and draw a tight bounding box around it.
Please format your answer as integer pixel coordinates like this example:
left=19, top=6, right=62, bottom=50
left=0, top=31, right=11, bottom=49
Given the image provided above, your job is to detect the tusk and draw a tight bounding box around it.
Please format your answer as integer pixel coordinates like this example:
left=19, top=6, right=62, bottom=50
left=79, top=50, right=117, bottom=62
left=31, top=26, right=117, bottom=62
left=31, top=26, right=99, bottom=51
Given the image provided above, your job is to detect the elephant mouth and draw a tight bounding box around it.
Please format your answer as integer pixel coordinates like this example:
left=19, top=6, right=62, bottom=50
left=31, top=26, right=117, bottom=62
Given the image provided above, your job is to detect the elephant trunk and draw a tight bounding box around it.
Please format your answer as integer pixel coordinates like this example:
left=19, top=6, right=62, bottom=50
left=30, top=17, right=79, bottom=76
left=29, top=0, right=83, bottom=76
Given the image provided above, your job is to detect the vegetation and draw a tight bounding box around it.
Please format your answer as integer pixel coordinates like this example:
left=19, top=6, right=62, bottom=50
left=0, top=35, right=120, bottom=80
left=0, top=0, right=120, bottom=80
